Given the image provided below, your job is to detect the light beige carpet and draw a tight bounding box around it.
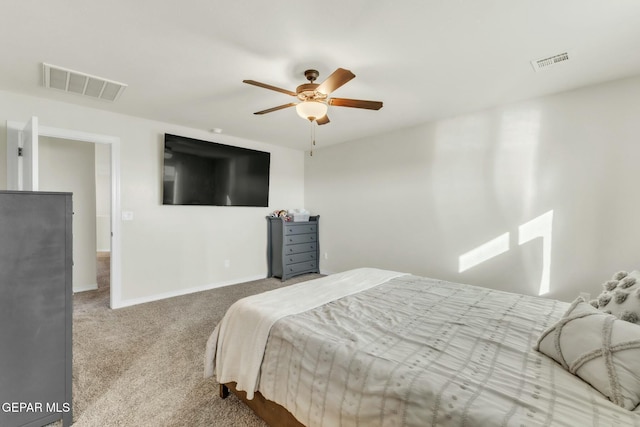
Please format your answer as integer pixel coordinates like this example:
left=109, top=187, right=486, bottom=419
left=70, top=271, right=322, bottom=426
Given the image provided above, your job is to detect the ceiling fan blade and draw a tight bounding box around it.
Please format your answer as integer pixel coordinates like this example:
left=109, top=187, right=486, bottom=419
left=316, top=68, right=356, bottom=95
left=316, top=115, right=330, bottom=125
left=254, top=103, right=297, bottom=115
left=243, top=80, right=297, bottom=97
left=329, top=98, right=383, bottom=110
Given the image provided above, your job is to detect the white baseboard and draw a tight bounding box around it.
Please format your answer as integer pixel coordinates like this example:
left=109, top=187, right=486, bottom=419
left=74, top=283, right=99, bottom=293
left=114, top=274, right=265, bottom=309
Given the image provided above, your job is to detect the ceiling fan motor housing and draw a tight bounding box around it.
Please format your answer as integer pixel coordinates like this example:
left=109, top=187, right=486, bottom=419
left=296, top=83, right=326, bottom=101
left=296, top=69, right=328, bottom=102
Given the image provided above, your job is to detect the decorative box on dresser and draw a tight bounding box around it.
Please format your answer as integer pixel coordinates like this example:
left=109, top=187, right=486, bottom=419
left=266, top=215, right=320, bottom=281
left=0, top=191, right=73, bottom=427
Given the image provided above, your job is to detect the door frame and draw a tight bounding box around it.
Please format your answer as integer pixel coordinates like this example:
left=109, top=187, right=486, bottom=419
left=7, top=121, right=122, bottom=309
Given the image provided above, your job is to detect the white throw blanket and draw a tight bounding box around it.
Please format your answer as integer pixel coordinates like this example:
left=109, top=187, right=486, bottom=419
left=204, top=268, right=407, bottom=399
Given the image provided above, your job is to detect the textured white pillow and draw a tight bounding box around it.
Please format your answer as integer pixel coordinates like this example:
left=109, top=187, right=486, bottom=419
left=593, top=270, right=640, bottom=324
left=536, top=297, right=640, bottom=410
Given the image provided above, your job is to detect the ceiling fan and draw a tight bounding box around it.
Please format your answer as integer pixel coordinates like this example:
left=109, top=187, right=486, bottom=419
left=243, top=68, right=383, bottom=125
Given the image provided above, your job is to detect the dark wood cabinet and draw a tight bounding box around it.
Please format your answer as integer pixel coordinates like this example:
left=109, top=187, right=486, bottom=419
left=267, top=216, right=320, bottom=281
left=0, top=191, right=73, bottom=427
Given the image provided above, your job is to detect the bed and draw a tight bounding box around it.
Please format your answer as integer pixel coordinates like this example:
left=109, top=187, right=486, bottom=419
left=204, top=268, right=640, bottom=426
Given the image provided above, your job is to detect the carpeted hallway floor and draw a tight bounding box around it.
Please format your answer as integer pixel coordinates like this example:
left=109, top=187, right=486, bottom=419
left=69, top=259, right=321, bottom=426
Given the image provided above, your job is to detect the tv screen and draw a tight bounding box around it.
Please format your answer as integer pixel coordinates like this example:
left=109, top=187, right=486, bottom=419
left=162, top=134, right=270, bottom=206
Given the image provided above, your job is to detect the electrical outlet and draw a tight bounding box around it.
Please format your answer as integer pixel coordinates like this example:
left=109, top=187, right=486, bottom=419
left=324, top=252, right=328, bottom=260
left=224, top=259, right=230, bottom=268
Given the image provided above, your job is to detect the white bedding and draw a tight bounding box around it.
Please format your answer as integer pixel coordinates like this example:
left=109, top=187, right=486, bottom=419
left=207, top=270, right=640, bottom=426
left=204, top=268, right=407, bottom=399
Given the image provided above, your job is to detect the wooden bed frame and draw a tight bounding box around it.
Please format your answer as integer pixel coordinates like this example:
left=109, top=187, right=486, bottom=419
left=220, top=382, right=304, bottom=427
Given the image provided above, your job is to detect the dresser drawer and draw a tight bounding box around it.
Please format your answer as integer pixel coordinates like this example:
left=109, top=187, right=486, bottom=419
left=284, top=223, right=318, bottom=235
left=285, top=233, right=317, bottom=245
left=284, top=252, right=317, bottom=265
left=284, top=260, right=317, bottom=275
left=285, top=242, right=317, bottom=254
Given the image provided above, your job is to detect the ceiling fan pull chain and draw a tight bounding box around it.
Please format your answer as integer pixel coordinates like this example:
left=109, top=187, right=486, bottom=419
left=313, top=120, right=316, bottom=146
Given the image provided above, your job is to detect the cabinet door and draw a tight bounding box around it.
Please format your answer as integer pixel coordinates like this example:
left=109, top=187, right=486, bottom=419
left=0, top=192, right=72, bottom=427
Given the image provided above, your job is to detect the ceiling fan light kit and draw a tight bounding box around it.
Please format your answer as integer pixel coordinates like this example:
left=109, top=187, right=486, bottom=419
left=296, top=100, right=328, bottom=121
left=243, top=67, right=383, bottom=155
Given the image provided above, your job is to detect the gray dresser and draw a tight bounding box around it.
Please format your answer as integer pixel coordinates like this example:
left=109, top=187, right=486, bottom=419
left=0, top=191, right=73, bottom=427
left=266, top=215, right=320, bottom=281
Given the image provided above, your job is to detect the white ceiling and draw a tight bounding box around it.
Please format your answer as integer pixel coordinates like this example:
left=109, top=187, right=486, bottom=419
left=2, top=0, right=640, bottom=150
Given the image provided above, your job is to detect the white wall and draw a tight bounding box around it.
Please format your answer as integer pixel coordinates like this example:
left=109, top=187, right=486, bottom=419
left=305, top=75, right=640, bottom=303
left=0, top=89, right=305, bottom=306
left=39, top=136, right=98, bottom=292
left=95, top=143, right=111, bottom=252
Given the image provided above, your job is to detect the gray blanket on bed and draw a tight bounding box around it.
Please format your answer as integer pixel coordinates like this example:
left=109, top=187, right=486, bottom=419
left=256, top=275, right=640, bottom=426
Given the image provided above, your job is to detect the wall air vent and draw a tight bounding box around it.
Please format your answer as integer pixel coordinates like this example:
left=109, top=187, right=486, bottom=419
left=42, top=63, right=127, bottom=102
left=530, top=52, right=570, bottom=72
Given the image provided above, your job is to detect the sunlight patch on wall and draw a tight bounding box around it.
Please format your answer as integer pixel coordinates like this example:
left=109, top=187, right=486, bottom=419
left=519, top=210, right=553, bottom=295
left=457, top=210, right=554, bottom=295
left=459, top=232, right=510, bottom=272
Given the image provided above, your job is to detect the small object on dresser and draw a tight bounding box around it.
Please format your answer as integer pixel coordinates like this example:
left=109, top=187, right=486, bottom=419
left=269, top=209, right=291, bottom=220
left=288, top=208, right=310, bottom=222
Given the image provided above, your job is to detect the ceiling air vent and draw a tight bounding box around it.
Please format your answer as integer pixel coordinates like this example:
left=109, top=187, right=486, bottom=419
left=42, top=63, right=127, bottom=102
left=530, top=52, right=570, bottom=72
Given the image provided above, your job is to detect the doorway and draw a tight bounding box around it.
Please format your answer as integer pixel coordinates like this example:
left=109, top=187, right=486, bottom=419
left=39, top=136, right=111, bottom=293
left=6, top=120, right=122, bottom=308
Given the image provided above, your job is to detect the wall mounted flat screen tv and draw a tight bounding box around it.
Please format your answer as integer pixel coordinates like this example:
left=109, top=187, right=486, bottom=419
left=162, top=133, right=270, bottom=206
